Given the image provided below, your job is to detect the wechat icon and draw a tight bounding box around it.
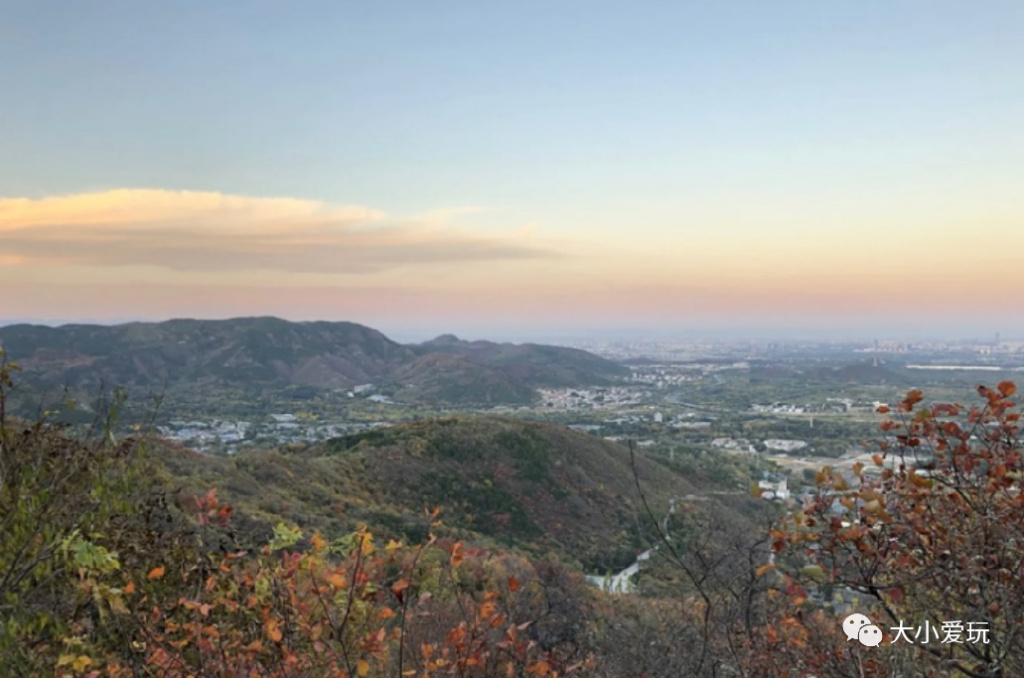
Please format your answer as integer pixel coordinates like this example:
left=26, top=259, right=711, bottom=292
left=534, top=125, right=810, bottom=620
left=843, top=613, right=883, bottom=647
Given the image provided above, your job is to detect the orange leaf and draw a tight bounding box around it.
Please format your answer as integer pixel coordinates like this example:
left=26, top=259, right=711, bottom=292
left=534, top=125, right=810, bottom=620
left=310, top=532, right=327, bottom=552
left=903, top=389, right=923, bottom=408
left=508, top=576, right=520, bottom=592
left=265, top=618, right=283, bottom=643
left=124, top=581, right=135, bottom=594
left=147, top=566, right=166, bottom=581
left=357, top=660, right=370, bottom=677
left=327, top=573, right=347, bottom=590
left=450, top=541, right=465, bottom=567
left=390, top=577, right=411, bottom=597
left=998, top=381, right=1017, bottom=397
left=528, top=660, right=552, bottom=675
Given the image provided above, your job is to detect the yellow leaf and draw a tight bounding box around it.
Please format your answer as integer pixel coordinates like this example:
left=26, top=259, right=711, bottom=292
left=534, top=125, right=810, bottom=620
left=800, top=565, right=825, bottom=581
left=72, top=655, right=93, bottom=672
left=386, top=539, right=402, bottom=551
left=357, top=659, right=371, bottom=676
left=310, top=532, right=327, bottom=552
left=862, top=499, right=882, bottom=515
left=908, top=470, right=933, bottom=488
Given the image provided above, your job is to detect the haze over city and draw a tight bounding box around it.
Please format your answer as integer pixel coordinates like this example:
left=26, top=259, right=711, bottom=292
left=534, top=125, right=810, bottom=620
left=2, top=1, right=1022, bottom=340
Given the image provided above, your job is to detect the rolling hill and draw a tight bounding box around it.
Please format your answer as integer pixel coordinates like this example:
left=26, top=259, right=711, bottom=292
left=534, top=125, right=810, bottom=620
left=414, top=334, right=630, bottom=387
left=0, top=317, right=628, bottom=411
left=156, top=416, right=759, bottom=572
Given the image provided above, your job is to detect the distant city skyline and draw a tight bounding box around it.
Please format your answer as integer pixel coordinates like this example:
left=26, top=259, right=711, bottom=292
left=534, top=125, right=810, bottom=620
left=2, top=2, right=1022, bottom=337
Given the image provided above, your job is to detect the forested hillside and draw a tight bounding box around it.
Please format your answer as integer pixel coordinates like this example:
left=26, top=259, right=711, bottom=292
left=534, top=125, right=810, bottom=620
left=4, top=352, right=1024, bottom=677
left=0, top=317, right=628, bottom=411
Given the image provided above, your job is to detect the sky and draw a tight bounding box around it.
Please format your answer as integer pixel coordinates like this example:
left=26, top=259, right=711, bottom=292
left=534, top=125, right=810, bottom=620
left=2, top=1, right=1022, bottom=341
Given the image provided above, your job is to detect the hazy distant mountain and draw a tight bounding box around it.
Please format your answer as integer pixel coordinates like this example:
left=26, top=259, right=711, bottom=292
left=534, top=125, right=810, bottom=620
left=414, top=334, right=630, bottom=387
left=0, top=317, right=627, bottom=409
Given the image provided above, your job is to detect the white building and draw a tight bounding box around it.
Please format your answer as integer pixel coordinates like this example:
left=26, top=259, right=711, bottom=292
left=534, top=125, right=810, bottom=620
left=758, top=478, right=791, bottom=501
left=764, top=439, right=809, bottom=453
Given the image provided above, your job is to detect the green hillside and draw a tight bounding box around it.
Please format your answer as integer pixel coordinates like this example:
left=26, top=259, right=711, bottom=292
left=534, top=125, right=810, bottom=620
left=157, top=416, right=754, bottom=573
left=414, top=335, right=631, bottom=386
left=0, top=317, right=628, bottom=412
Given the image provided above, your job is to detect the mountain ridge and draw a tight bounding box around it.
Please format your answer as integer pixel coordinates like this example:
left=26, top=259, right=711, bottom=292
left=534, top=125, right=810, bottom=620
left=0, top=316, right=628, bottom=409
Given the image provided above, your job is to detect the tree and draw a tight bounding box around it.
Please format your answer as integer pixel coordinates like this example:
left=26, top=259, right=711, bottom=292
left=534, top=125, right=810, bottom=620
left=770, top=382, right=1024, bottom=678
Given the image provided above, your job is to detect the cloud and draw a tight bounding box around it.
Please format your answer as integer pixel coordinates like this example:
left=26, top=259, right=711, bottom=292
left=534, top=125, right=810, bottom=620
left=0, top=189, right=559, bottom=273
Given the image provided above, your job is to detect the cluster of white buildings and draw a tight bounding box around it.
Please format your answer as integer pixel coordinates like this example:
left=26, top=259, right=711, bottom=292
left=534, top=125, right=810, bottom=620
left=629, top=362, right=751, bottom=389
left=158, top=416, right=390, bottom=454
left=538, top=387, right=644, bottom=410
left=159, top=419, right=251, bottom=445
left=751, top=403, right=813, bottom=414
left=708, top=437, right=810, bottom=455
left=764, top=439, right=809, bottom=453
left=711, top=437, right=757, bottom=453
left=757, top=478, right=791, bottom=501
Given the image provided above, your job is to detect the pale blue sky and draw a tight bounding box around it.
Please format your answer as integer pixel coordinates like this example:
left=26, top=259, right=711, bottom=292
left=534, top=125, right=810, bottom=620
left=2, top=1, right=1023, bottom=338
left=5, top=2, right=1021, bottom=214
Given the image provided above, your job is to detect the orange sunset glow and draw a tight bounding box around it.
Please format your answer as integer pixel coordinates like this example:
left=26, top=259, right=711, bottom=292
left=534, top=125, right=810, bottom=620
left=2, top=187, right=1021, bottom=337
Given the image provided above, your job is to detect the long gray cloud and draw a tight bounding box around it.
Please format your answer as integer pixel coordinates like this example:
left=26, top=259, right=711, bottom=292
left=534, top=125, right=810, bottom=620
left=0, top=189, right=560, bottom=273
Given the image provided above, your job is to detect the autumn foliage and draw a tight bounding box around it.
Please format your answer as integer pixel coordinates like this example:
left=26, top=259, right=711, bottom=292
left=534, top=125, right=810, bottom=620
left=761, top=381, right=1024, bottom=678
left=4, top=345, right=1024, bottom=678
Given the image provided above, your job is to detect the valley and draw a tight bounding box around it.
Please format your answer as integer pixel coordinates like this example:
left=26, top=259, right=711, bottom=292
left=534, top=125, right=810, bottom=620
left=4, top=318, right=1022, bottom=592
